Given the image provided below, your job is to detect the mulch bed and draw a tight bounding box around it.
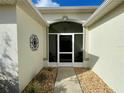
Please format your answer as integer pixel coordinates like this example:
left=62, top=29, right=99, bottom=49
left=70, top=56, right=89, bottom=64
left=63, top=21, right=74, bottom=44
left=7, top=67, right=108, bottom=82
left=22, top=67, right=58, bottom=93
left=74, top=68, right=116, bottom=93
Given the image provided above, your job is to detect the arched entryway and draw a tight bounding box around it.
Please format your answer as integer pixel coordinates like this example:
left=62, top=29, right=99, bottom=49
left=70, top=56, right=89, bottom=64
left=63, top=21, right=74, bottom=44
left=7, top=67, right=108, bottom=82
left=48, top=21, right=84, bottom=67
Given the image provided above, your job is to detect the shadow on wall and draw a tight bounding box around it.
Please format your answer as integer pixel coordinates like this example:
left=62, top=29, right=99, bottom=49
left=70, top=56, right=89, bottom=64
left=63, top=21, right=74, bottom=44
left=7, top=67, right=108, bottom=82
left=0, top=6, right=18, bottom=93
left=84, top=51, right=99, bottom=69
left=88, top=53, right=99, bottom=68
left=0, top=32, right=19, bottom=93
left=0, top=6, right=16, bottom=24
left=0, top=77, right=19, bottom=93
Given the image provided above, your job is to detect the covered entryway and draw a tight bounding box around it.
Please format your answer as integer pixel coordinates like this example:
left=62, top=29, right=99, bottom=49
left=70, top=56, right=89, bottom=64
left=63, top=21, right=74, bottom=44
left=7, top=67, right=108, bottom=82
left=48, top=21, right=84, bottom=67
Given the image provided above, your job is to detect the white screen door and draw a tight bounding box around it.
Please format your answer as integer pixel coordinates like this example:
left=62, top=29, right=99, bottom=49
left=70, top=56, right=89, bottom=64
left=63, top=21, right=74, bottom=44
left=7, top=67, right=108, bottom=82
left=58, top=34, right=74, bottom=66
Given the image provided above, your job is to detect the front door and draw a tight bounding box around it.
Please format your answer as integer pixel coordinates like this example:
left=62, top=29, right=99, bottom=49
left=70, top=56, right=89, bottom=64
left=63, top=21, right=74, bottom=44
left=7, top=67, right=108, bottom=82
left=49, top=22, right=84, bottom=67
left=58, top=34, right=74, bottom=66
left=49, top=33, right=83, bottom=67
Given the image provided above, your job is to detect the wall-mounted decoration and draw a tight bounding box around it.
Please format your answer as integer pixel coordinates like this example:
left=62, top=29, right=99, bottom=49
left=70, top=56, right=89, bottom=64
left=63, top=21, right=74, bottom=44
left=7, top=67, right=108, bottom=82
left=30, top=34, right=39, bottom=51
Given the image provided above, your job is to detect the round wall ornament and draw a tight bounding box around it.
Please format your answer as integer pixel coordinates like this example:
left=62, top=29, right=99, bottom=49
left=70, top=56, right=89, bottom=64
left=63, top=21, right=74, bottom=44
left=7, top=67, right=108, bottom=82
left=30, top=34, right=39, bottom=51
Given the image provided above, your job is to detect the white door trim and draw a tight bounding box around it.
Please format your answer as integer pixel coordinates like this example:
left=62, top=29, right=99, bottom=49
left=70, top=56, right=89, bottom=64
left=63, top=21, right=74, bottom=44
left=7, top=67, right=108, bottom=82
left=58, top=34, right=73, bottom=66
left=48, top=33, right=84, bottom=67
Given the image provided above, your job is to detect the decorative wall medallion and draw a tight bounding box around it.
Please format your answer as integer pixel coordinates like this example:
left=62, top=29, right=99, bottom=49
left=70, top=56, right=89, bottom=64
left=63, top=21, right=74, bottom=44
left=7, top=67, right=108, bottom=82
left=30, top=34, right=39, bottom=51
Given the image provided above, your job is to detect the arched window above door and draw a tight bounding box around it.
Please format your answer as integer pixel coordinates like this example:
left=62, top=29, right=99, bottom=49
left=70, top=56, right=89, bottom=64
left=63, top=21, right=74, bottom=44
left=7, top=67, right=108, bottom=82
left=49, top=21, right=83, bottom=33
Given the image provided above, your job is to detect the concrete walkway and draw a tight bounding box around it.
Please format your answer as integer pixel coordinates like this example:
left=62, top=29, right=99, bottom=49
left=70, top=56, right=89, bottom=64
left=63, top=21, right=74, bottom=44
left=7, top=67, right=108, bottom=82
left=54, top=68, right=83, bottom=93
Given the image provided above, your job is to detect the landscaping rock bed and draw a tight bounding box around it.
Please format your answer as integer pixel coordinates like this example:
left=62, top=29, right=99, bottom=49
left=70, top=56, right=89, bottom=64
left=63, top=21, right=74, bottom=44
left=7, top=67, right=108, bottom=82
left=22, top=67, right=58, bottom=93
left=74, top=68, right=115, bottom=93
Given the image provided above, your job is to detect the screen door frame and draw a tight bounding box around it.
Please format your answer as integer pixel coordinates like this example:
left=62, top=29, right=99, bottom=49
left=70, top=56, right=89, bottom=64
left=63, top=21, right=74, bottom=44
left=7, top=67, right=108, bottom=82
left=48, top=33, right=84, bottom=67
left=58, top=33, right=74, bottom=66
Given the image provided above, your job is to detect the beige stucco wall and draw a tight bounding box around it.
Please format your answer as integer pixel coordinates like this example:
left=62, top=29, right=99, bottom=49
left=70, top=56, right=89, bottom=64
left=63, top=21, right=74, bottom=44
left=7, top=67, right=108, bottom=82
left=88, top=3, right=124, bottom=93
left=0, top=6, right=18, bottom=92
left=17, top=6, right=47, bottom=92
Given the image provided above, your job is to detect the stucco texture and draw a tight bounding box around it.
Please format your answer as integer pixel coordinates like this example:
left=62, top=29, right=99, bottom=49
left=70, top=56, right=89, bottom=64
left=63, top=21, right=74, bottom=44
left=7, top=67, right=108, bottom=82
left=0, top=6, right=19, bottom=93
left=88, top=3, right=124, bottom=93
left=17, top=6, right=47, bottom=92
